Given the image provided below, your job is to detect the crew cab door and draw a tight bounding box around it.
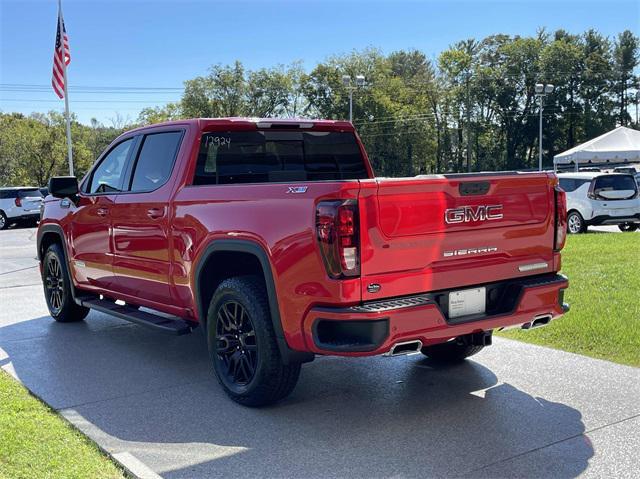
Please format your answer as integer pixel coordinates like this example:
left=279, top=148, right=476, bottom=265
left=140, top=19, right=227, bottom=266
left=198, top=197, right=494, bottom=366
left=110, top=130, right=184, bottom=306
left=70, top=137, right=136, bottom=289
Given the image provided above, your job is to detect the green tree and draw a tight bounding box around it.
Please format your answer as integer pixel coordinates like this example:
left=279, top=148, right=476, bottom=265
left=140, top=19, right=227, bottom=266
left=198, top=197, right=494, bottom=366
left=613, top=30, right=640, bottom=125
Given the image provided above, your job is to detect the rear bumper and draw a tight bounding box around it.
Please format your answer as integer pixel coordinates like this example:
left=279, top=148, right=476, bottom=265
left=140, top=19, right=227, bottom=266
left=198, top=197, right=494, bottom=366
left=585, top=213, right=640, bottom=226
left=302, top=273, right=569, bottom=356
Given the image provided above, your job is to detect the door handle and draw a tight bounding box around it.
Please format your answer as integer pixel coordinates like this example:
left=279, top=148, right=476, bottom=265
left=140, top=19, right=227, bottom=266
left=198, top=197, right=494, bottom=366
left=147, top=208, right=165, bottom=219
left=96, top=207, right=108, bottom=217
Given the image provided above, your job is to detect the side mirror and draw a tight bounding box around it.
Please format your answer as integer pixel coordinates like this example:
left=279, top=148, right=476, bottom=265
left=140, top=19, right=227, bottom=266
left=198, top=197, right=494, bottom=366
left=48, top=176, right=79, bottom=198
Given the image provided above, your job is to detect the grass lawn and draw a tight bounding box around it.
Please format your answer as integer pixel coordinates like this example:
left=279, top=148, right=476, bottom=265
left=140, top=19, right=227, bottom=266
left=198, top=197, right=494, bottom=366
left=498, top=232, right=640, bottom=367
left=0, top=371, right=125, bottom=479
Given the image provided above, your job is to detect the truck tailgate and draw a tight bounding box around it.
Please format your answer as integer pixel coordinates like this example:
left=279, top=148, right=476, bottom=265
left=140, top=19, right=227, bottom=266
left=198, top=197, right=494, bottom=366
left=358, top=173, right=558, bottom=301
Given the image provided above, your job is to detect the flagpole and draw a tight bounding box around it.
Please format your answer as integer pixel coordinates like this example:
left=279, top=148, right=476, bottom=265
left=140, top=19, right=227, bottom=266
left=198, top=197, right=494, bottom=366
left=58, top=0, right=74, bottom=176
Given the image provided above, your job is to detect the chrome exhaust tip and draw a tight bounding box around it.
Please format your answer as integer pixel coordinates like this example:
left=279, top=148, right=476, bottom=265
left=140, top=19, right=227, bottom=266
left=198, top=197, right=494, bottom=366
left=521, top=314, right=553, bottom=330
left=384, top=340, right=423, bottom=357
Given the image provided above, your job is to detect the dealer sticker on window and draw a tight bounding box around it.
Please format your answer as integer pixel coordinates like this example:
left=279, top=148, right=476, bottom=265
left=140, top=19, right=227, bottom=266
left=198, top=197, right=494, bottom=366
left=448, top=287, right=486, bottom=319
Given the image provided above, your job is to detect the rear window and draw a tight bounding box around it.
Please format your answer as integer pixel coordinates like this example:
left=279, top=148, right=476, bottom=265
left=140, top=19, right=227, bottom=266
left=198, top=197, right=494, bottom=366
left=18, top=189, right=43, bottom=198
left=193, top=130, right=369, bottom=185
left=592, top=175, right=638, bottom=199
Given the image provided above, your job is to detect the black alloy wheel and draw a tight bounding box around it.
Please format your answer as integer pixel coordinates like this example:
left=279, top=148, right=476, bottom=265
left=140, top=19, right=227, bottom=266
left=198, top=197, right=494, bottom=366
left=45, top=254, right=65, bottom=315
left=206, top=276, right=301, bottom=407
left=215, top=300, right=258, bottom=386
left=42, top=243, right=89, bottom=322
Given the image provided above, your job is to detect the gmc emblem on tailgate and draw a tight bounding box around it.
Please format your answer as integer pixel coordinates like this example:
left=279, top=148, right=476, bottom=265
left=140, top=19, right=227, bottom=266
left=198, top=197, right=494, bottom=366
left=444, top=205, right=503, bottom=224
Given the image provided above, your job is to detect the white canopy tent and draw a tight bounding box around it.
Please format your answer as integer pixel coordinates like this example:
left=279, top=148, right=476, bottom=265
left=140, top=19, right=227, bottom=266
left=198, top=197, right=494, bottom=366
left=553, top=126, right=640, bottom=171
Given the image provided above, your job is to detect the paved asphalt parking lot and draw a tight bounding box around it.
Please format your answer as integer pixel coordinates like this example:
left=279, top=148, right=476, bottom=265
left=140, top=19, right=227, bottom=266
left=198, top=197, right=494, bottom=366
left=1, top=225, right=638, bottom=478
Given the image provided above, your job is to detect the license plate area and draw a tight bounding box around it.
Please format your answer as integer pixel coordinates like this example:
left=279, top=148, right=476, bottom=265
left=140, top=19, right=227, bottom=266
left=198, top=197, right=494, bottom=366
left=609, top=208, right=634, bottom=216
left=448, top=287, right=486, bottom=319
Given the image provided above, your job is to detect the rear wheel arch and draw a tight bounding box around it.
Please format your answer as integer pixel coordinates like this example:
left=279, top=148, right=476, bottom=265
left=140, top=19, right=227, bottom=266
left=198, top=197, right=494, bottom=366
left=193, top=239, right=313, bottom=365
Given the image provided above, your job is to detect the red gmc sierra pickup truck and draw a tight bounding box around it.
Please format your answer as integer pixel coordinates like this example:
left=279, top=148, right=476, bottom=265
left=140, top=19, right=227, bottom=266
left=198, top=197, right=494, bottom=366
left=38, top=118, right=569, bottom=406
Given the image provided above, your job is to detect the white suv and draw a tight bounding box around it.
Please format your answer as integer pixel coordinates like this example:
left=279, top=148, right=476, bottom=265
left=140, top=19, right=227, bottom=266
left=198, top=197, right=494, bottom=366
left=0, top=187, right=44, bottom=230
left=558, top=173, right=640, bottom=233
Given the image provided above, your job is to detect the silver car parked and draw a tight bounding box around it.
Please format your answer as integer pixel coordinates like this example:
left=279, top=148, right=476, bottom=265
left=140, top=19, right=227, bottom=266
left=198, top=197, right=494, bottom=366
left=0, top=187, right=44, bottom=230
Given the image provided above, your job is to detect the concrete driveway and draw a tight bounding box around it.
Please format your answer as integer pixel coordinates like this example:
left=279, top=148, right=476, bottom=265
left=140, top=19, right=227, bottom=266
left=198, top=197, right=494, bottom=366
left=1, top=226, right=639, bottom=478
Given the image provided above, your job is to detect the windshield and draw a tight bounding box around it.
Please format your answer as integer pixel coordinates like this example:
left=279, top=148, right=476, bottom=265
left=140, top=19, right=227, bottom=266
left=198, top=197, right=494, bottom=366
left=194, top=130, right=369, bottom=185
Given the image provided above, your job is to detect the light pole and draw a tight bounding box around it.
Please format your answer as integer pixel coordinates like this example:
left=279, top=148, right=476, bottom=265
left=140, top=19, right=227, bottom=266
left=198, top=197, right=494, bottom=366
left=342, top=74, right=365, bottom=122
left=535, top=83, right=554, bottom=171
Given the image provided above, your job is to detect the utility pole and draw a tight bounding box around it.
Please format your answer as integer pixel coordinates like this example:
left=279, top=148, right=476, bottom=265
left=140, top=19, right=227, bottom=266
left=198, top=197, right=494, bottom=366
left=535, top=83, right=554, bottom=171
left=538, top=95, right=543, bottom=171
left=466, top=70, right=471, bottom=172
left=342, top=74, right=365, bottom=122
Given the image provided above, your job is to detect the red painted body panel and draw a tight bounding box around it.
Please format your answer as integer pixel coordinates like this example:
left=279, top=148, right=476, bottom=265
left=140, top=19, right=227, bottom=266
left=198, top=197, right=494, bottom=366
left=39, top=117, right=568, bottom=357
left=171, top=181, right=363, bottom=351
left=68, top=194, right=116, bottom=288
left=358, top=174, right=558, bottom=301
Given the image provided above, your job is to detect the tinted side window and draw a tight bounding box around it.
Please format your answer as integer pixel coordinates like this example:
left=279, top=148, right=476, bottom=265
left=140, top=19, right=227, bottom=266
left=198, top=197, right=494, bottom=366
left=559, top=179, right=576, bottom=192
left=575, top=179, right=590, bottom=190
left=129, top=132, right=183, bottom=192
left=0, top=190, right=18, bottom=199
left=88, top=139, right=134, bottom=194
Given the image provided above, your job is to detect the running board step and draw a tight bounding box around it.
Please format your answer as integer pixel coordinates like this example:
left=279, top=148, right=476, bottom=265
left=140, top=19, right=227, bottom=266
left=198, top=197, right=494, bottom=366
left=78, top=297, right=194, bottom=335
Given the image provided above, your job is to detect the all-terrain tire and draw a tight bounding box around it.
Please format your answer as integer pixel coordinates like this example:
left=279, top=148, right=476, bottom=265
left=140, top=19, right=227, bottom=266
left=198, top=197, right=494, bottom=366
left=206, top=276, right=301, bottom=407
left=421, top=340, right=484, bottom=363
left=42, top=243, right=90, bottom=322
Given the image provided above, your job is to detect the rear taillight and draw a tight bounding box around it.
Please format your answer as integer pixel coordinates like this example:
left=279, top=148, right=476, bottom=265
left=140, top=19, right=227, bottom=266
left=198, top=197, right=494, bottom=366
left=316, top=200, right=360, bottom=278
left=14, top=197, right=22, bottom=207
left=554, top=186, right=567, bottom=251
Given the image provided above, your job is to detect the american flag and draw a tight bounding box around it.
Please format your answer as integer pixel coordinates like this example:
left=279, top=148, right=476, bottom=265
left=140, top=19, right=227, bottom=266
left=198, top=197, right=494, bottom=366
left=51, top=12, right=70, bottom=99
